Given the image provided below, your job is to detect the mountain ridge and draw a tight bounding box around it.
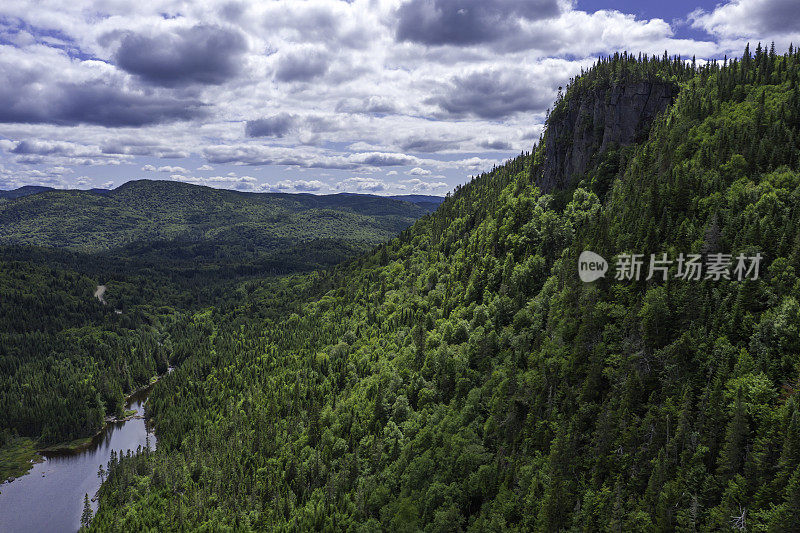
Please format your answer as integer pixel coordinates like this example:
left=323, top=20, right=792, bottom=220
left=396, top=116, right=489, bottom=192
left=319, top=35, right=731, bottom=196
left=0, top=179, right=445, bottom=205
left=0, top=179, right=438, bottom=252
left=89, top=47, right=800, bottom=531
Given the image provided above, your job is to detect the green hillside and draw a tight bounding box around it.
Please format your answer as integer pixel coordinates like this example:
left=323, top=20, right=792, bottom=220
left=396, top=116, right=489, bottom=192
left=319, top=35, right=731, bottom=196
left=86, top=47, right=800, bottom=531
left=0, top=180, right=434, bottom=253
left=0, top=181, right=438, bottom=468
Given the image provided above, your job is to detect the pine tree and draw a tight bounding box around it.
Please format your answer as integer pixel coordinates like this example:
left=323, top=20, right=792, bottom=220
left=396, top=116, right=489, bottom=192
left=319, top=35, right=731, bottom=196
left=769, top=466, right=800, bottom=532
left=719, top=388, right=749, bottom=479
left=81, top=493, right=93, bottom=530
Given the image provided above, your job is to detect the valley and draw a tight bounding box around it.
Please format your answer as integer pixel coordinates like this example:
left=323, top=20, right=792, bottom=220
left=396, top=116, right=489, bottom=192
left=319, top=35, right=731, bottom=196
left=2, top=47, right=800, bottom=531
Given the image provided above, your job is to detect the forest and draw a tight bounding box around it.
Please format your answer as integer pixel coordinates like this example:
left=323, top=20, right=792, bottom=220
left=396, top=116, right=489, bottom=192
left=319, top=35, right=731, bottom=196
left=0, top=183, right=438, bottom=479
left=2, top=45, right=800, bottom=531
left=71, top=46, right=800, bottom=530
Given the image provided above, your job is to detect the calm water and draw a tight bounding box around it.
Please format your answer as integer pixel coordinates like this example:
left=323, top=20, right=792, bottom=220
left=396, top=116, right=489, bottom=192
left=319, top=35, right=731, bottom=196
left=0, top=389, right=155, bottom=533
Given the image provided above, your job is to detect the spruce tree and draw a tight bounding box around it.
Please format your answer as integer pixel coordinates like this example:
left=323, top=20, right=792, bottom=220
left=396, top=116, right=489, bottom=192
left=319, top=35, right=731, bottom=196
left=80, top=493, right=93, bottom=530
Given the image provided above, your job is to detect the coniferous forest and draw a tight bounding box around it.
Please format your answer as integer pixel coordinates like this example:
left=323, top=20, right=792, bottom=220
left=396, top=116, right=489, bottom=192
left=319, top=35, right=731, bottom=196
left=3, top=45, right=800, bottom=531
left=81, top=47, right=800, bottom=530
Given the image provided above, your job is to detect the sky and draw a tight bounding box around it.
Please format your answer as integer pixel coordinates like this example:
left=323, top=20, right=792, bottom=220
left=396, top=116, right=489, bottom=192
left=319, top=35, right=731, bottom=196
left=0, top=0, right=798, bottom=196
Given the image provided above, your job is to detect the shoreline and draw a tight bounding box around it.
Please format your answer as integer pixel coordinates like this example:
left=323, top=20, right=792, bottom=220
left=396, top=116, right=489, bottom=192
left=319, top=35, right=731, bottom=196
left=37, top=371, right=166, bottom=455
left=1, top=368, right=170, bottom=482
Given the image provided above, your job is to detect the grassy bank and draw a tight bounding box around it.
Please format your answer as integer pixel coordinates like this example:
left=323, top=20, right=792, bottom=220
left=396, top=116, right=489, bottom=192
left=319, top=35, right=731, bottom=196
left=0, top=438, right=42, bottom=483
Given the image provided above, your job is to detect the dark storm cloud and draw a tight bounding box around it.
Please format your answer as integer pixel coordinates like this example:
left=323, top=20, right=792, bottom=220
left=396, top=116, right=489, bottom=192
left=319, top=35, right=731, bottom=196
left=428, top=70, right=551, bottom=120
left=396, top=0, right=561, bottom=46
left=245, top=113, right=297, bottom=137
left=0, top=70, right=208, bottom=127
left=399, top=137, right=461, bottom=153
left=274, top=48, right=330, bottom=82
left=114, top=24, right=247, bottom=87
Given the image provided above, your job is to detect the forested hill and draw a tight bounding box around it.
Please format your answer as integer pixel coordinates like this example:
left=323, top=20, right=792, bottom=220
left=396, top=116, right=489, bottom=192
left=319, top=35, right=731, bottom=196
left=91, top=47, right=800, bottom=531
left=0, top=185, right=57, bottom=200
left=0, top=179, right=436, bottom=252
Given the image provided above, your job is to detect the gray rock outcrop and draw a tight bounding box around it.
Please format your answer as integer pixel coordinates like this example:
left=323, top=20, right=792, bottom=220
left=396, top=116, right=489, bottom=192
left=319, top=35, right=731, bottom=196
left=535, top=81, right=679, bottom=193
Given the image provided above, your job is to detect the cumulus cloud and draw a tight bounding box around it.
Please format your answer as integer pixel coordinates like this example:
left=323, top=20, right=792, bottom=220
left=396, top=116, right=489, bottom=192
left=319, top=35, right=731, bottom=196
left=245, top=113, right=338, bottom=138
left=399, top=137, right=461, bottom=153
left=349, top=152, right=419, bottom=167
left=141, top=164, right=189, bottom=173
left=480, top=139, right=513, bottom=150
left=690, top=0, right=800, bottom=38
left=407, top=167, right=432, bottom=176
left=0, top=0, right=766, bottom=192
left=336, top=176, right=388, bottom=193
left=401, top=178, right=449, bottom=192
left=245, top=113, right=297, bottom=137
left=0, top=163, right=72, bottom=189
left=11, top=140, right=99, bottom=157
left=170, top=174, right=260, bottom=191
left=451, top=156, right=499, bottom=172
left=0, top=76, right=208, bottom=127
left=161, top=165, right=190, bottom=174
left=114, top=24, right=248, bottom=87
left=428, top=68, right=553, bottom=119
left=0, top=46, right=208, bottom=127
left=101, top=140, right=189, bottom=159
left=335, top=96, right=397, bottom=115
left=274, top=179, right=324, bottom=192
left=274, top=46, right=330, bottom=82
left=6, top=140, right=130, bottom=167
left=395, top=0, right=562, bottom=46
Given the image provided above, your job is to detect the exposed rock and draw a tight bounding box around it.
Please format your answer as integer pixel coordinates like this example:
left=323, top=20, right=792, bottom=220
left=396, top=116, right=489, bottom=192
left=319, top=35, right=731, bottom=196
left=535, top=81, right=679, bottom=193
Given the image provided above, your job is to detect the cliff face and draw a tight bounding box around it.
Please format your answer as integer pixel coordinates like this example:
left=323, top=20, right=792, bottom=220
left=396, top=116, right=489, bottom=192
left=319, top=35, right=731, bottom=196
left=536, top=81, right=679, bottom=192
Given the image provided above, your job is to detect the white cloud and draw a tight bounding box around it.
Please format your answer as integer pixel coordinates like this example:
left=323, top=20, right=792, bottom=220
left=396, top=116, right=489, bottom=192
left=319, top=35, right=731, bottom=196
left=0, top=0, right=764, bottom=193
left=158, top=165, right=189, bottom=174
left=168, top=173, right=261, bottom=191
left=336, top=176, right=388, bottom=193
left=407, top=167, right=431, bottom=176
left=142, top=164, right=188, bottom=173
left=272, top=179, right=325, bottom=192
left=689, top=0, right=800, bottom=52
left=401, top=178, right=449, bottom=192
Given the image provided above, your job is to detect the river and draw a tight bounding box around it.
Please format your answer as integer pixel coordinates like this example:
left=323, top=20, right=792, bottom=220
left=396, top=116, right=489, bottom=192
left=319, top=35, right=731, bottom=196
left=0, top=387, right=156, bottom=532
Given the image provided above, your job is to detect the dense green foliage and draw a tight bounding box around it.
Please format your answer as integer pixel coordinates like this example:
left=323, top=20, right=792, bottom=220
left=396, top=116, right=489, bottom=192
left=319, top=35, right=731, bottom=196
left=0, top=180, right=436, bottom=257
left=0, top=184, right=436, bottom=452
left=0, top=259, right=170, bottom=445
left=87, top=47, right=800, bottom=531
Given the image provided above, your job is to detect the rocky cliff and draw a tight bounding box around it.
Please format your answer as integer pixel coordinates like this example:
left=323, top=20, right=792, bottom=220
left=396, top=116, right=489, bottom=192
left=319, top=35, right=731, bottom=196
left=535, top=81, right=680, bottom=193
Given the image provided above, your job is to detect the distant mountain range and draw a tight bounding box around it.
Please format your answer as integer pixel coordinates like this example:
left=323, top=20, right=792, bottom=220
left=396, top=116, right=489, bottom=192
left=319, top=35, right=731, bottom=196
left=0, top=182, right=445, bottom=206
left=0, top=185, right=62, bottom=200
left=0, top=180, right=442, bottom=260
